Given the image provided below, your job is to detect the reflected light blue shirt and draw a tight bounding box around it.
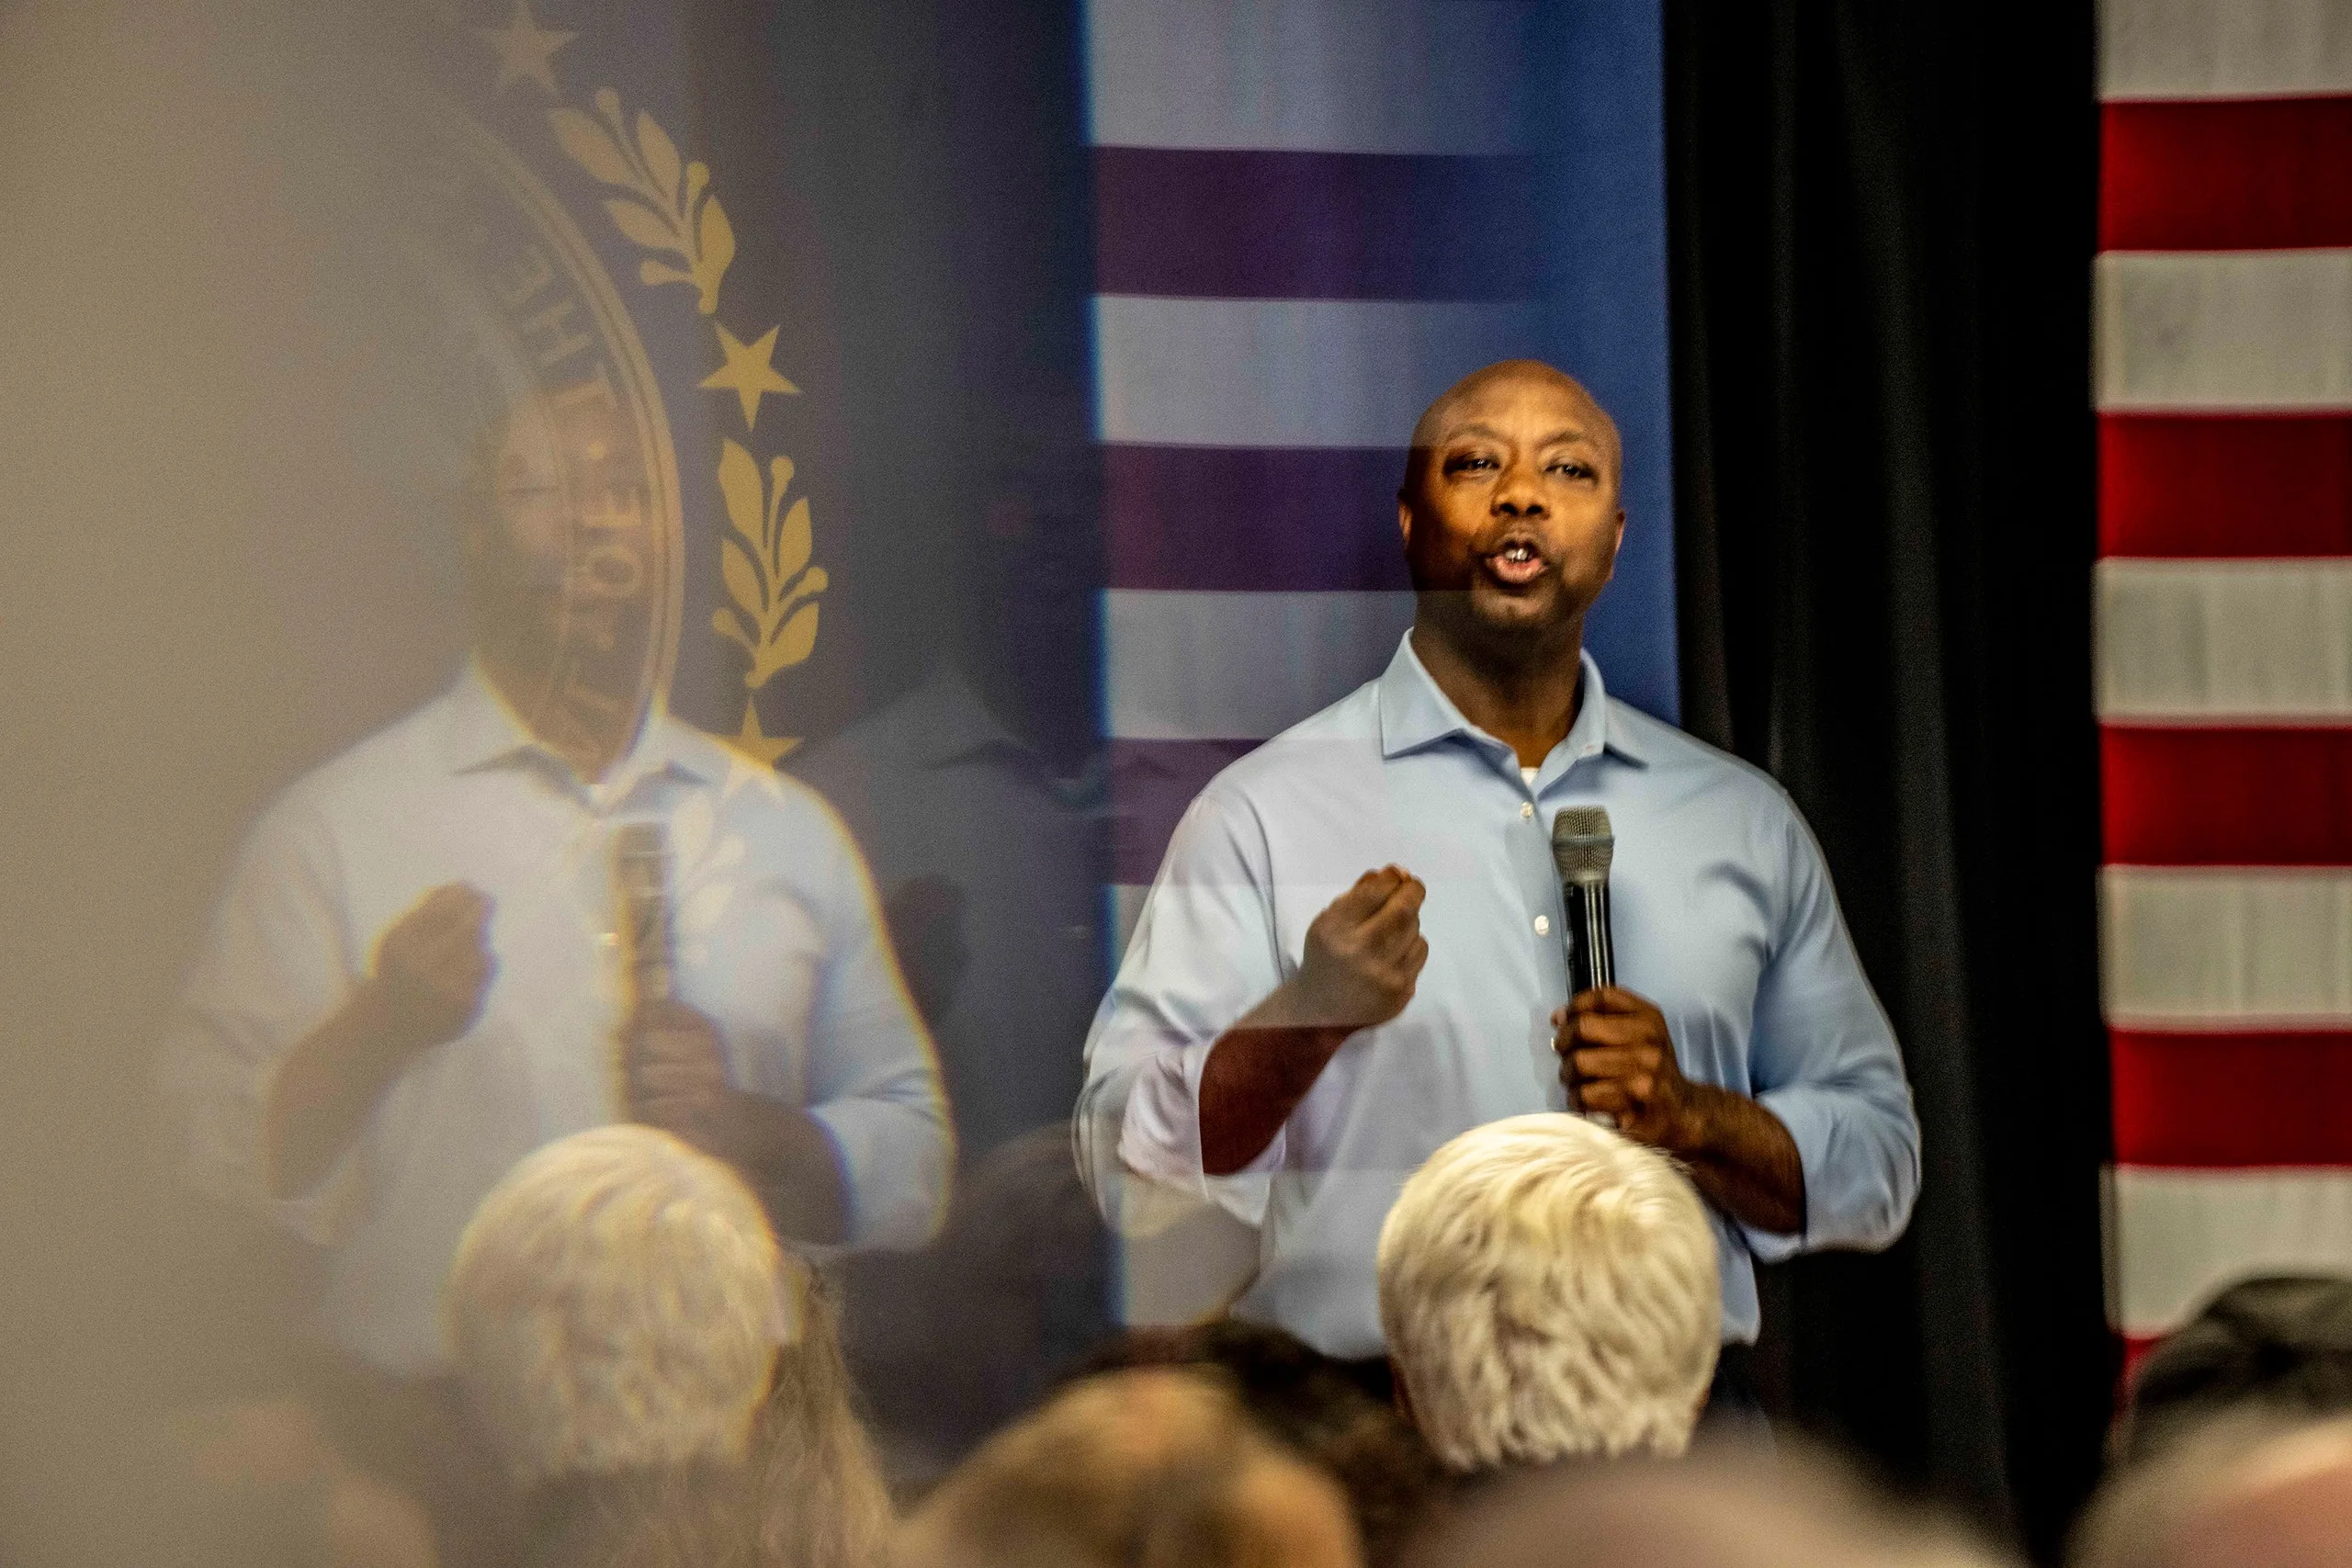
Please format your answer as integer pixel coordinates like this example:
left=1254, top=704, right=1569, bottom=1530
left=162, top=665, right=951, bottom=1373
left=1078, top=636, right=1920, bottom=1358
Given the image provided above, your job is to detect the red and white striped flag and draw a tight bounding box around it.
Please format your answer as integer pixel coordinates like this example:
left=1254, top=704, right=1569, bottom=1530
left=2098, top=0, right=2352, bottom=1368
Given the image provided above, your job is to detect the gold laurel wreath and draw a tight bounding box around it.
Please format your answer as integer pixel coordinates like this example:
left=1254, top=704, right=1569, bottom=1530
left=546, top=84, right=823, bottom=746
left=550, top=88, right=735, bottom=314
left=713, top=443, right=827, bottom=688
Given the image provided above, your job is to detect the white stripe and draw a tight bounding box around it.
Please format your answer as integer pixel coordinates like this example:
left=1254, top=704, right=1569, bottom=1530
left=2097, top=558, right=2352, bottom=724
left=2097, top=251, right=2352, bottom=412
left=2103, top=866, right=2352, bottom=1030
left=1095, top=297, right=1535, bottom=448
left=1085, top=0, right=1532, bottom=152
left=2111, top=1166, right=2352, bottom=1337
left=2101, top=0, right=2352, bottom=101
left=1106, top=589, right=1412, bottom=740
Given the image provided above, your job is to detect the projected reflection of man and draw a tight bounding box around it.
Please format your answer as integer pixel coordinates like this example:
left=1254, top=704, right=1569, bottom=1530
left=793, top=421, right=1114, bottom=1466
left=162, top=393, right=951, bottom=1384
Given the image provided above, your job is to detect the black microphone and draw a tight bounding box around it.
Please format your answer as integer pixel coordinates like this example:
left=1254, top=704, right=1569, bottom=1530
left=1550, top=806, right=1615, bottom=998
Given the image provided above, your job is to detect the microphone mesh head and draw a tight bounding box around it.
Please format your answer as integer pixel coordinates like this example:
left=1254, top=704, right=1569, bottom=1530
left=1551, top=806, right=1614, bottom=884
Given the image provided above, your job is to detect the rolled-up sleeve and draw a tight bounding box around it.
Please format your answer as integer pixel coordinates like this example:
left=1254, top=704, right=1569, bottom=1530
left=1077, top=787, right=1288, bottom=1235
left=154, top=797, right=366, bottom=1246
left=1742, top=807, right=1922, bottom=1262
left=803, top=818, right=954, bottom=1251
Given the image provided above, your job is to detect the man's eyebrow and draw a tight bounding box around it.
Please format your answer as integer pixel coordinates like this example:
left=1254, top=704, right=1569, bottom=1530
left=1434, top=423, right=1604, bottom=449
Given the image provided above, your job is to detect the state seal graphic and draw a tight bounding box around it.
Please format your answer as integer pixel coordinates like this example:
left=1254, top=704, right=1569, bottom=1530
left=389, top=0, right=828, bottom=772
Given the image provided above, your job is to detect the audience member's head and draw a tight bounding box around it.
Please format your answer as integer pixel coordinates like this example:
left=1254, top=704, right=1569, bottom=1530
left=447, top=1125, right=890, bottom=1568
left=447, top=1125, right=792, bottom=1484
left=2075, top=1413, right=2352, bottom=1568
left=1404, top=1446, right=2011, bottom=1568
left=896, top=1367, right=1362, bottom=1568
left=1377, top=1112, right=1719, bottom=1473
left=152, top=1397, right=440, bottom=1568
left=2113, top=1275, right=2352, bottom=1464
left=1076, top=1318, right=1444, bottom=1566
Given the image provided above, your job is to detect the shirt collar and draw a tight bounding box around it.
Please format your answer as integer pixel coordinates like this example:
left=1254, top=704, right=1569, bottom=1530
left=1375, top=632, right=1647, bottom=768
left=433, top=661, right=723, bottom=793
left=884, top=661, right=1032, bottom=770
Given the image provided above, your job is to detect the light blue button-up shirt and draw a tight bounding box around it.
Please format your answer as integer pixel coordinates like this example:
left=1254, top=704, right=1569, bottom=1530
left=1078, top=635, right=1919, bottom=1358
left=162, top=665, right=951, bottom=1373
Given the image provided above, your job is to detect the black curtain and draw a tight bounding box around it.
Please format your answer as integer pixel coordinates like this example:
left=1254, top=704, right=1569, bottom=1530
left=1665, top=3, right=2113, bottom=1561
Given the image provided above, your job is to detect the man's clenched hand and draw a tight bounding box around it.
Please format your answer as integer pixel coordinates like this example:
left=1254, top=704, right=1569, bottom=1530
left=367, top=883, right=495, bottom=1055
left=1197, top=865, right=1430, bottom=1176
left=1285, top=866, right=1429, bottom=1030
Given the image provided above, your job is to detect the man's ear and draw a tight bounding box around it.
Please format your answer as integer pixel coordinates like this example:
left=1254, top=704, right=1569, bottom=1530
left=1604, top=507, right=1626, bottom=582
left=1396, top=494, right=1414, bottom=545
left=1389, top=1357, right=1415, bottom=1425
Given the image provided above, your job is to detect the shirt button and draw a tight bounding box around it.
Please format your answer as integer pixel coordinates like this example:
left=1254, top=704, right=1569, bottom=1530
left=1533, top=915, right=1551, bottom=936
left=1521, top=802, right=1535, bottom=819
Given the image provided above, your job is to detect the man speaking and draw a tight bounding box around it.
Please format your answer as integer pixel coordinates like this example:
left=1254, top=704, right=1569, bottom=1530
left=1077, top=361, right=1919, bottom=1373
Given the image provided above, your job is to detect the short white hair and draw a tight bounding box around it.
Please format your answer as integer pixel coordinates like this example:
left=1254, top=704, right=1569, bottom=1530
left=1377, top=1113, right=1720, bottom=1471
left=446, top=1125, right=800, bottom=1486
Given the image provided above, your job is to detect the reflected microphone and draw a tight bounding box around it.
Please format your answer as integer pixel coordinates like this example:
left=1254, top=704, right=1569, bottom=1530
left=1550, top=807, right=1615, bottom=998
left=614, top=821, right=676, bottom=1010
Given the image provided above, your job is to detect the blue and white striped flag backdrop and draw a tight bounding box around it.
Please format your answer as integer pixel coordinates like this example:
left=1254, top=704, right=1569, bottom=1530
left=1081, top=0, right=1679, bottom=1317
left=1086, top=0, right=1679, bottom=953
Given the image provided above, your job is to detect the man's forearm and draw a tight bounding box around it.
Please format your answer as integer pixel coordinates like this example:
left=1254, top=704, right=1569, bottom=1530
left=1197, top=986, right=1356, bottom=1177
left=1673, top=1084, right=1805, bottom=1236
left=697, top=1091, right=851, bottom=1245
left=260, top=988, right=414, bottom=1200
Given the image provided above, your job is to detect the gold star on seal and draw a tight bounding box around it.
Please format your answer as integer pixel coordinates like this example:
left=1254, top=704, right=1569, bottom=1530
left=700, top=323, right=800, bottom=430
left=719, top=700, right=797, bottom=796
left=478, top=0, right=576, bottom=97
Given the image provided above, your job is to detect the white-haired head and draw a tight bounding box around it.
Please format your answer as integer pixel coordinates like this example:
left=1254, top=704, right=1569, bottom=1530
left=1377, top=1112, right=1721, bottom=1472
left=445, top=1124, right=800, bottom=1487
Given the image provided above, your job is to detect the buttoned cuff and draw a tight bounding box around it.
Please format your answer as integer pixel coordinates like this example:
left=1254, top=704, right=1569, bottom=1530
left=182, top=1041, right=361, bottom=1247
left=1731, top=1086, right=1819, bottom=1263
left=1747, top=1083, right=1916, bottom=1261
left=805, top=1097, right=951, bottom=1251
left=1116, top=1042, right=1277, bottom=1228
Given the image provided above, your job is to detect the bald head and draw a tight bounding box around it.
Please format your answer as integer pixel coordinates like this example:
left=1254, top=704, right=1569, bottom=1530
left=899, top=1369, right=1363, bottom=1568
left=1392, top=358, right=1627, bottom=661
left=1404, top=360, right=1622, bottom=501
left=2078, top=1416, right=2352, bottom=1568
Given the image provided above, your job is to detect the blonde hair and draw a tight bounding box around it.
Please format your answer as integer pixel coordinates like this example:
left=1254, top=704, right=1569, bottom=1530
left=755, top=1274, right=893, bottom=1568
left=1377, top=1113, right=1720, bottom=1471
left=446, top=1125, right=799, bottom=1486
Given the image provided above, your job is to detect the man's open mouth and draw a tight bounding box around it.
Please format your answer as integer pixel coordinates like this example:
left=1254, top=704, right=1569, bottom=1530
left=1480, top=537, right=1548, bottom=587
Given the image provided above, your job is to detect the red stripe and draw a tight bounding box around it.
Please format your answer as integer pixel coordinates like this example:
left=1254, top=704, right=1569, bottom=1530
left=2123, top=1335, right=2159, bottom=1386
left=2102, top=97, right=2352, bottom=251
left=1106, top=445, right=1412, bottom=592
left=2111, top=1030, right=2352, bottom=1166
left=2102, top=728, right=2352, bottom=865
left=2099, top=415, right=2352, bottom=558
left=1093, top=147, right=1537, bottom=300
